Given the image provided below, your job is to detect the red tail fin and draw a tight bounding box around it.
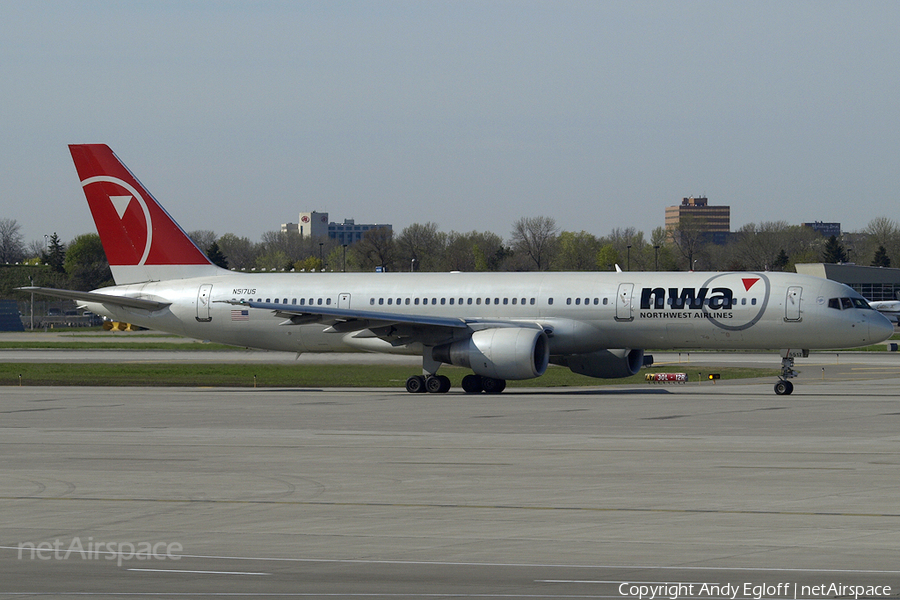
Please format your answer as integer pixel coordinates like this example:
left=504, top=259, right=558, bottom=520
left=69, top=144, right=222, bottom=284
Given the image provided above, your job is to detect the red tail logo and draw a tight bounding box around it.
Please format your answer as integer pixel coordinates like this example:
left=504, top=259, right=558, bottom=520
left=69, top=144, right=211, bottom=267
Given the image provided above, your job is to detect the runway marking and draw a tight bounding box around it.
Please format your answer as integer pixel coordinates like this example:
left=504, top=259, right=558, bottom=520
left=1, top=496, right=899, bottom=519
left=128, top=568, right=269, bottom=575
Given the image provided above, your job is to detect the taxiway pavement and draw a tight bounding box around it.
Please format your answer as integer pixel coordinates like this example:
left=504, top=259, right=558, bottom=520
left=2, top=365, right=900, bottom=597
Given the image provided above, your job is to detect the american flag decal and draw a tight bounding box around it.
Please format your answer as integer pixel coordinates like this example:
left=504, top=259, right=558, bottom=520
left=231, top=309, right=249, bottom=321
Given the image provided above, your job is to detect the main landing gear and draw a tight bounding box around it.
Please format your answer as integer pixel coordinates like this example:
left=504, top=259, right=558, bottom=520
left=404, top=374, right=507, bottom=394
left=406, top=347, right=507, bottom=394
left=774, top=349, right=807, bottom=395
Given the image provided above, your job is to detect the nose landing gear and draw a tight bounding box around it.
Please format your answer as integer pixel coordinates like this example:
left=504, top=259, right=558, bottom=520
left=775, top=349, right=807, bottom=395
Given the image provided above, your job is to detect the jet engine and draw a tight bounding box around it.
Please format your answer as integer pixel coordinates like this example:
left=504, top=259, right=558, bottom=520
left=433, top=327, right=550, bottom=380
left=562, top=348, right=645, bottom=379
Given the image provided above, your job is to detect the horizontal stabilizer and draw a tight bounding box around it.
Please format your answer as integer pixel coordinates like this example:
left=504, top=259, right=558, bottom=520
left=18, top=287, right=171, bottom=312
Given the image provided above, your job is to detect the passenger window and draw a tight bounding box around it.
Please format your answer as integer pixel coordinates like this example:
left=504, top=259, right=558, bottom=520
left=548, top=298, right=554, bottom=305
left=370, top=298, right=374, bottom=305
left=405, top=298, right=410, bottom=305
left=468, top=298, right=473, bottom=305
left=291, top=298, right=297, bottom=304
left=503, top=298, right=508, bottom=305
left=449, top=298, right=454, bottom=305
left=512, top=298, right=517, bottom=305
left=751, top=298, right=757, bottom=305
left=317, top=299, right=322, bottom=305
left=283, top=298, right=288, bottom=304
left=440, top=298, right=446, bottom=305
left=274, top=298, right=279, bottom=304
left=530, top=298, right=535, bottom=305
left=575, top=298, right=580, bottom=305
left=414, top=298, right=420, bottom=305
left=387, top=298, right=392, bottom=305
left=326, top=298, right=332, bottom=305
left=379, top=298, right=384, bottom=305
left=603, top=298, right=608, bottom=305
left=476, top=298, right=481, bottom=305
left=266, top=298, right=271, bottom=303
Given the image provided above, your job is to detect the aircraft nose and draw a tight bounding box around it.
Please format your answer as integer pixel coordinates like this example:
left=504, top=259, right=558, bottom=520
left=870, top=312, right=895, bottom=344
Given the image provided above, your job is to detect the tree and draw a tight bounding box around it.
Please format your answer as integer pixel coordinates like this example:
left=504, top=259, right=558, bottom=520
left=822, top=235, right=848, bottom=263
left=217, top=233, right=258, bottom=270
left=444, top=231, right=507, bottom=271
left=64, top=233, right=113, bottom=290
left=352, top=227, right=395, bottom=271
left=0, top=218, right=25, bottom=264
left=43, top=232, right=66, bottom=273
left=872, top=245, right=891, bottom=268
left=668, top=215, right=707, bottom=270
left=188, top=230, right=218, bottom=254
left=554, top=231, right=601, bottom=271
left=206, top=241, right=229, bottom=269
left=396, top=222, right=447, bottom=272
left=510, top=216, right=559, bottom=271
left=772, top=249, right=790, bottom=271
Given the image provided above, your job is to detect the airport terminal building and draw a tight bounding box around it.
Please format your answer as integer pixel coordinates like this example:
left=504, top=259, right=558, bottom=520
left=796, top=263, right=900, bottom=301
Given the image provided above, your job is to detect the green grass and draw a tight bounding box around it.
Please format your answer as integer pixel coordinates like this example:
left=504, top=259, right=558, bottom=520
left=0, top=363, right=778, bottom=388
left=0, top=341, right=242, bottom=350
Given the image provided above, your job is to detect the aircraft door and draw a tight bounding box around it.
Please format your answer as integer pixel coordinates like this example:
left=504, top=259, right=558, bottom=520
left=338, top=293, right=351, bottom=308
left=615, top=283, right=634, bottom=322
left=196, top=284, right=213, bottom=322
left=785, top=286, right=802, bottom=322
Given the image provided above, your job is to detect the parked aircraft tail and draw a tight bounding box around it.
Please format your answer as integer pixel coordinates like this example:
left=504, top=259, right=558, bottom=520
left=69, top=144, right=225, bottom=285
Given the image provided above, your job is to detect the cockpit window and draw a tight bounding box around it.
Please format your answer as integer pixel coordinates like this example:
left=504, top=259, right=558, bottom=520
left=828, top=297, right=873, bottom=310
left=851, top=297, right=872, bottom=309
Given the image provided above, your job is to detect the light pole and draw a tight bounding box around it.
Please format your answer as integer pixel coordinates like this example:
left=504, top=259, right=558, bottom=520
left=319, top=242, right=324, bottom=271
left=654, top=245, right=660, bottom=271
left=411, top=258, right=417, bottom=272
left=626, top=245, right=632, bottom=271
left=342, top=244, right=348, bottom=272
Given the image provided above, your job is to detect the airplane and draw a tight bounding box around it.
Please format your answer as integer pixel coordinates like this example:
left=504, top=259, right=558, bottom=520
left=868, top=300, right=900, bottom=323
left=21, top=144, right=895, bottom=396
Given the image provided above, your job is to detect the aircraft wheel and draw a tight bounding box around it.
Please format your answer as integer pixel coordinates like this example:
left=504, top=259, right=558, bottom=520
left=774, top=380, right=793, bottom=395
left=461, top=374, right=483, bottom=394
left=406, top=375, right=427, bottom=393
left=481, top=377, right=507, bottom=394
left=426, top=375, right=451, bottom=394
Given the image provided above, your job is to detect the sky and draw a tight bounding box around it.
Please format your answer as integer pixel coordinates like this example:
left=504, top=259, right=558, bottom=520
left=3, top=1, right=899, bottom=246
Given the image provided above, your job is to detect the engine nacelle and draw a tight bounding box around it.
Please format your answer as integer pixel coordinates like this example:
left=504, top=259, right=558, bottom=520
left=564, top=348, right=645, bottom=379
left=433, top=327, right=549, bottom=380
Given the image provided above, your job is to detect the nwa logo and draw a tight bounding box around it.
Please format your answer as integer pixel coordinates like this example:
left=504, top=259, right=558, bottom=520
left=640, top=287, right=734, bottom=310
left=638, top=275, right=769, bottom=331
left=81, top=175, right=153, bottom=266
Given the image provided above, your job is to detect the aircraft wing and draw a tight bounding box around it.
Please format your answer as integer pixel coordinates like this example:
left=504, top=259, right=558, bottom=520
left=17, top=286, right=171, bottom=312
left=218, top=298, right=470, bottom=331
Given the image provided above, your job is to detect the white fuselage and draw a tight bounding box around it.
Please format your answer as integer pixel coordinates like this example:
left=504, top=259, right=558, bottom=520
left=81, top=270, right=892, bottom=355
